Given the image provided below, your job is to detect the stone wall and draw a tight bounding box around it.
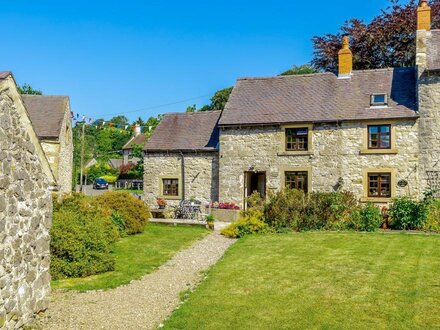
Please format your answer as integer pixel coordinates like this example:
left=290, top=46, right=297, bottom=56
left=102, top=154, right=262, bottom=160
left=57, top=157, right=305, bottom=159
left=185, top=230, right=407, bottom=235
left=40, top=106, right=73, bottom=194
left=219, top=120, right=420, bottom=208
left=144, top=152, right=219, bottom=207
left=0, top=76, right=52, bottom=328
left=418, top=71, right=440, bottom=192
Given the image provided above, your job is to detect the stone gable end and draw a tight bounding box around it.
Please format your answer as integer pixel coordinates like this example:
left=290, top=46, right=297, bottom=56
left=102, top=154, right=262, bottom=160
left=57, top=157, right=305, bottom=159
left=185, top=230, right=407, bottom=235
left=0, top=75, right=52, bottom=329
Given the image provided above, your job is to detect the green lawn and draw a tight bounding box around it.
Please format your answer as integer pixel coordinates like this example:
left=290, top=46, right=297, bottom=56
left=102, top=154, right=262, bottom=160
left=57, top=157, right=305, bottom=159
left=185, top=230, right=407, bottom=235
left=52, top=224, right=208, bottom=292
left=164, top=232, right=440, bottom=329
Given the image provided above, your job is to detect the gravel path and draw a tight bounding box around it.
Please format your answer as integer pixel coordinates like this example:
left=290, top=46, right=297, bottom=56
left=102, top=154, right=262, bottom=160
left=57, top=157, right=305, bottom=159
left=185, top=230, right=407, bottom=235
left=36, top=233, right=235, bottom=330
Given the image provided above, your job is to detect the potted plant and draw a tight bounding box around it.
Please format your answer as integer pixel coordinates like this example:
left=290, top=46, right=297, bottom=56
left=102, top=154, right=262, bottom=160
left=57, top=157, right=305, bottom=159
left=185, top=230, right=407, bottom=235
left=206, top=214, right=215, bottom=230
left=157, top=198, right=167, bottom=209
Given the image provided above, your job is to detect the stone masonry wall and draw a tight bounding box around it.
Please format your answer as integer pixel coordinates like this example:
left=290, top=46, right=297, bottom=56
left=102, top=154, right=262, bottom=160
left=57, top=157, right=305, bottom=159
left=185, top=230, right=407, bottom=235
left=40, top=106, right=73, bottom=194
left=144, top=152, right=219, bottom=208
left=418, top=71, right=440, bottom=192
left=219, top=120, right=420, bottom=208
left=0, top=79, right=52, bottom=328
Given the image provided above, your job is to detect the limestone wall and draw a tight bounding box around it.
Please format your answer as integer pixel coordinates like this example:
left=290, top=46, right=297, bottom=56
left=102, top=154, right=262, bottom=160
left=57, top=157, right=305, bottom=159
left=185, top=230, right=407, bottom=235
left=0, top=76, right=52, bottom=329
left=41, top=106, right=73, bottom=194
left=219, top=120, right=420, bottom=207
left=418, top=71, right=440, bottom=192
left=144, top=152, right=219, bottom=207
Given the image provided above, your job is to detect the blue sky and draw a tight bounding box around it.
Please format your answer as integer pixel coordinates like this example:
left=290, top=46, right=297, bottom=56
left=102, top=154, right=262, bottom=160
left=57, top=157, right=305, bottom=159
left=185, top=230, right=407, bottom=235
left=2, top=0, right=391, bottom=122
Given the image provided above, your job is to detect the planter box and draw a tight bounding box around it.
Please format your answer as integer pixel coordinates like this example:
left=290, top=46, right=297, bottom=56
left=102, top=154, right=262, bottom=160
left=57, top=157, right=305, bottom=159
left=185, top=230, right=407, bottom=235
left=210, top=208, right=240, bottom=223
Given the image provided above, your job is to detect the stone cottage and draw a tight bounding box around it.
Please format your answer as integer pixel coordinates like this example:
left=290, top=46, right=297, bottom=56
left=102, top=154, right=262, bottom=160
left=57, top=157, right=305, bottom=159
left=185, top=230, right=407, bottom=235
left=144, top=111, right=220, bottom=206
left=144, top=1, right=440, bottom=209
left=22, top=95, right=73, bottom=193
left=0, top=72, right=54, bottom=328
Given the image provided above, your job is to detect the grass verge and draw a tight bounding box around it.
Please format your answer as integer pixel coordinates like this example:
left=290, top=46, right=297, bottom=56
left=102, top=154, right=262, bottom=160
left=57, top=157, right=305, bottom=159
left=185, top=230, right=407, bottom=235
left=52, top=224, right=208, bottom=291
left=164, top=232, right=440, bottom=329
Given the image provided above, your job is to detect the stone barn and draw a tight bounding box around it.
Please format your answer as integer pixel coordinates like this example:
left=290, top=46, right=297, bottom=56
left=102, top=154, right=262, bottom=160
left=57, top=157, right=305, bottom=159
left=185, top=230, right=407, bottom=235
left=23, top=95, right=73, bottom=194
left=0, top=72, right=55, bottom=328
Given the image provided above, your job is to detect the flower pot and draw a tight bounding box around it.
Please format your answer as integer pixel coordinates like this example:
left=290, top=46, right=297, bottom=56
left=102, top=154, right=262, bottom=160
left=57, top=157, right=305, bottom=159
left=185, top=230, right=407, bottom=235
left=207, top=222, right=215, bottom=230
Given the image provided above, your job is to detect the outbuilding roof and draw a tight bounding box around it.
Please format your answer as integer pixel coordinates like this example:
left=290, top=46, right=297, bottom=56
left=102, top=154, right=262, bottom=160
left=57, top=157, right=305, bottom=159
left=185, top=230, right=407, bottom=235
left=219, top=67, right=418, bottom=126
left=0, top=72, right=11, bottom=79
left=145, top=111, right=221, bottom=152
left=22, top=95, right=69, bottom=139
left=123, top=134, right=147, bottom=150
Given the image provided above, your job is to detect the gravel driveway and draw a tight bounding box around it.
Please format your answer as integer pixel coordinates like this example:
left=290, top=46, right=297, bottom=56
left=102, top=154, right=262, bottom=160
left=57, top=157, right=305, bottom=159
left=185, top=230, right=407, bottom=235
left=36, top=233, right=235, bottom=330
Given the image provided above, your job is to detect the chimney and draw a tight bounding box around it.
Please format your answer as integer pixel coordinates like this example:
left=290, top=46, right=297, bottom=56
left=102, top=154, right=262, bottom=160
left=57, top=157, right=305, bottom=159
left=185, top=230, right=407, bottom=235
left=134, top=124, right=141, bottom=137
left=417, top=0, right=431, bottom=31
left=338, top=35, right=353, bottom=78
left=416, top=0, right=432, bottom=73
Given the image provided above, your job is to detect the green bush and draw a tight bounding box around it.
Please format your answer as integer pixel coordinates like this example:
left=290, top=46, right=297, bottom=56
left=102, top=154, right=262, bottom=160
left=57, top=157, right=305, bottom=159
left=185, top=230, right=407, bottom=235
left=299, top=191, right=358, bottom=231
left=96, top=191, right=151, bottom=235
left=389, top=197, right=428, bottom=230
left=100, top=175, right=118, bottom=184
left=264, top=189, right=306, bottom=231
left=425, top=199, right=440, bottom=232
left=86, top=163, right=118, bottom=183
left=50, top=204, right=119, bottom=280
left=221, top=210, right=270, bottom=238
left=350, top=203, right=382, bottom=232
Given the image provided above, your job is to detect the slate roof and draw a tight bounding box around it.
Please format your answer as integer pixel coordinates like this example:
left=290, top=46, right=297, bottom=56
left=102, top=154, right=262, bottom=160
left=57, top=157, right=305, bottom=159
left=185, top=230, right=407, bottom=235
left=123, top=134, right=147, bottom=150
left=145, top=111, right=221, bottom=152
left=22, top=95, right=69, bottom=139
left=0, top=72, right=11, bottom=79
left=428, top=30, right=440, bottom=71
left=219, top=67, right=418, bottom=126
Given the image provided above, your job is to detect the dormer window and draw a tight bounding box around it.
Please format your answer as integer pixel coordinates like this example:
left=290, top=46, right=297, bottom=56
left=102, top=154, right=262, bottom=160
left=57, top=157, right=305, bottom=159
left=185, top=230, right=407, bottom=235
left=370, top=94, right=388, bottom=106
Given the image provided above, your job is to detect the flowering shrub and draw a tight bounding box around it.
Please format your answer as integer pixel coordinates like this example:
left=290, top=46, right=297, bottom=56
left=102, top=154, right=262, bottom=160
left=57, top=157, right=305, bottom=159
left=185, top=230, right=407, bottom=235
left=157, top=198, right=167, bottom=207
left=210, top=201, right=240, bottom=210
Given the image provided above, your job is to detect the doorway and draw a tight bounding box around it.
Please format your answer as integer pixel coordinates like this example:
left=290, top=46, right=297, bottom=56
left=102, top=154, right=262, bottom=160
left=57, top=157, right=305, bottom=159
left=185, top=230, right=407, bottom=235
left=244, top=171, right=266, bottom=204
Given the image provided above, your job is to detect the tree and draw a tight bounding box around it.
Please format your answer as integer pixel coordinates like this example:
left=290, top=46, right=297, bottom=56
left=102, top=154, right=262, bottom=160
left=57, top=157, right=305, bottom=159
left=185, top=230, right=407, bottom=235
left=18, top=83, right=42, bottom=95
left=109, top=115, right=129, bottom=127
left=186, top=104, right=197, bottom=113
left=280, top=64, right=319, bottom=76
left=311, top=0, right=440, bottom=72
left=209, top=87, right=233, bottom=111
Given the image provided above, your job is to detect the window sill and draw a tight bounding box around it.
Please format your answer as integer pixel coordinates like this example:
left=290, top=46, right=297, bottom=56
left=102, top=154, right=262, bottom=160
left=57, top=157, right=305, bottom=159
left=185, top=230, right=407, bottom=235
left=359, top=149, right=398, bottom=155
left=278, top=151, right=313, bottom=157
left=360, top=197, right=392, bottom=203
left=159, top=195, right=182, bottom=200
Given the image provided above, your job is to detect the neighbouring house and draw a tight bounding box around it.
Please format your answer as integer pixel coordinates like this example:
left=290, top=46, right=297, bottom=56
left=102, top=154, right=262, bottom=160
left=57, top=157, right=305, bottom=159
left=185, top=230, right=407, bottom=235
left=144, top=111, right=220, bottom=206
left=0, top=72, right=54, bottom=328
left=122, top=125, right=147, bottom=165
left=144, top=2, right=440, bottom=209
left=107, top=158, right=124, bottom=170
left=23, top=95, right=73, bottom=193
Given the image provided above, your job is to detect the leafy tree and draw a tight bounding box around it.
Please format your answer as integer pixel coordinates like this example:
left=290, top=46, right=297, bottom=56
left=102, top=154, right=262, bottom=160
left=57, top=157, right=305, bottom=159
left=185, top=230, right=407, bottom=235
left=209, top=87, right=233, bottom=111
left=18, top=83, right=42, bottom=95
left=109, top=115, right=129, bottom=127
left=311, top=0, right=440, bottom=72
left=280, top=64, right=319, bottom=76
left=186, top=104, right=197, bottom=113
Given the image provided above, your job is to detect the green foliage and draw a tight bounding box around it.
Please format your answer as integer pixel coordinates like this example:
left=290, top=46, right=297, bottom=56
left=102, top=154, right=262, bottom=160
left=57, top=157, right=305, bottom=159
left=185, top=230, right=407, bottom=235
left=425, top=200, right=440, bottom=232
left=86, top=163, right=117, bottom=183
left=18, top=83, right=42, bottom=95
left=96, top=191, right=151, bottom=235
left=206, top=214, right=215, bottom=222
left=100, top=175, right=118, bottom=184
left=221, top=209, right=270, bottom=238
left=264, top=189, right=306, bottom=231
left=280, top=64, right=319, bottom=76
left=186, top=87, right=233, bottom=112
left=350, top=203, right=382, bottom=232
left=51, top=195, right=120, bottom=280
left=389, top=197, right=428, bottom=230
left=111, top=212, right=127, bottom=236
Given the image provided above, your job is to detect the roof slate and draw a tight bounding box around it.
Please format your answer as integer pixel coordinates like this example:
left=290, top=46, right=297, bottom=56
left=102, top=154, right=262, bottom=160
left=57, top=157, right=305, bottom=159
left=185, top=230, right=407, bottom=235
left=145, top=111, right=221, bottom=152
left=0, top=72, right=11, bottom=79
left=123, top=134, right=148, bottom=150
left=219, top=67, right=418, bottom=126
left=428, top=30, right=440, bottom=71
left=22, top=95, right=69, bottom=139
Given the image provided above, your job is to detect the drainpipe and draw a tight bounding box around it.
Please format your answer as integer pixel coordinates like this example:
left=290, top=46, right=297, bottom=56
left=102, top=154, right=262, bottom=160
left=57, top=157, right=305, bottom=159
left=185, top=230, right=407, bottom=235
left=180, top=151, right=185, bottom=201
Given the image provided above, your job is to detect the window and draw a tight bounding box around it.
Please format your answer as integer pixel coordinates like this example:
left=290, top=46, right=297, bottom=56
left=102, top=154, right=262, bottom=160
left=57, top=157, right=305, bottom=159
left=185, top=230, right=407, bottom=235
left=371, top=94, right=388, bottom=106
left=286, top=128, right=309, bottom=151
left=285, top=171, right=308, bottom=193
left=368, top=125, right=391, bottom=149
left=368, top=173, right=391, bottom=198
left=162, top=178, right=179, bottom=196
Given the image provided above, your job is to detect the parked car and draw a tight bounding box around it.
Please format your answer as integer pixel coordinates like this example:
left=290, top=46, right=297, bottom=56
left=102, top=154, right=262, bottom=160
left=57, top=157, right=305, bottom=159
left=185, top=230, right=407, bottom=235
left=93, top=178, right=109, bottom=190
